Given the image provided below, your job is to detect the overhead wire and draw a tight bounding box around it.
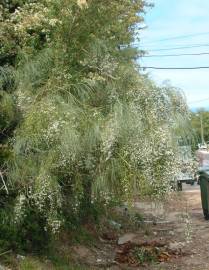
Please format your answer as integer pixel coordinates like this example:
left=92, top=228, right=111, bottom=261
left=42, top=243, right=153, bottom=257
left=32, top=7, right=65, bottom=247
left=135, top=44, right=209, bottom=52
left=133, top=32, right=209, bottom=69
left=141, top=52, right=209, bottom=58
left=139, top=66, right=209, bottom=70
left=136, top=31, right=209, bottom=105
left=188, top=98, right=209, bottom=105
left=141, top=31, right=209, bottom=45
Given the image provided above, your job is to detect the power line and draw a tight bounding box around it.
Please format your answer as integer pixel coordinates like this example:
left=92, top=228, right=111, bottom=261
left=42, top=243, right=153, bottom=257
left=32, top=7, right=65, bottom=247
left=141, top=31, right=209, bottom=45
left=139, top=66, right=209, bottom=70
left=137, top=44, right=209, bottom=52
left=188, top=98, right=209, bottom=105
left=141, top=52, right=209, bottom=58
left=121, top=43, right=209, bottom=51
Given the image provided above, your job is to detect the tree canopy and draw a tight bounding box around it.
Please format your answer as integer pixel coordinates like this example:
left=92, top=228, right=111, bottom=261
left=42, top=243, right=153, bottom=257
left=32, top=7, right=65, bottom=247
left=191, top=109, right=209, bottom=144
left=0, top=0, right=190, bottom=249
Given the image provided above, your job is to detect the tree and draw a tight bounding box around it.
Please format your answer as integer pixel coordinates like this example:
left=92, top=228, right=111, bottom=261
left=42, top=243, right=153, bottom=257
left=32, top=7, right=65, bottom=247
left=0, top=0, right=190, bottom=240
left=191, top=109, right=209, bottom=144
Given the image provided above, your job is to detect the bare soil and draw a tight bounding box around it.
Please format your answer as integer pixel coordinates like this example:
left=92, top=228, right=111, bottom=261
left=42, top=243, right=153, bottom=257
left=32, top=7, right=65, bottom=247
left=146, top=184, right=209, bottom=270
left=73, top=184, right=209, bottom=270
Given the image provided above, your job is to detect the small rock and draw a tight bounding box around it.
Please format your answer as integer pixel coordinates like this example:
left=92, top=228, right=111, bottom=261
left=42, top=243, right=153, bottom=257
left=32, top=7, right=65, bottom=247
left=118, top=233, right=137, bottom=245
left=168, top=241, right=185, bottom=252
left=17, top=254, right=25, bottom=260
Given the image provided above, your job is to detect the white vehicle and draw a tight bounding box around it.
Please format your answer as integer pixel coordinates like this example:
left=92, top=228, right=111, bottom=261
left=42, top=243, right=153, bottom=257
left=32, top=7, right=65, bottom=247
left=196, top=148, right=209, bottom=168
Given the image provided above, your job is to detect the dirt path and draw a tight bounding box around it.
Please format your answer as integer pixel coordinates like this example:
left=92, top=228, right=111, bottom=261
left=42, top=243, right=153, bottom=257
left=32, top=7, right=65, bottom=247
left=70, top=184, right=209, bottom=270
left=134, top=184, right=209, bottom=270
left=109, top=183, right=209, bottom=270
left=169, top=185, right=209, bottom=270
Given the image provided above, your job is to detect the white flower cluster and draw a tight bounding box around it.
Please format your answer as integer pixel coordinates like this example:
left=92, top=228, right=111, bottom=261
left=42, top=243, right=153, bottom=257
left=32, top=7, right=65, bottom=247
left=34, top=173, right=62, bottom=233
left=127, top=124, right=178, bottom=195
left=16, top=89, right=32, bottom=110
left=46, top=216, right=62, bottom=234
left=81, top=51, right=118, bottom=82
left=101, top=117, right=119, bottom=161
left=184, top=213, right=193, bottom=243
left=14, top=194, right=27, bottom=224
left=97, top=80, right=189, bottom=199
left=44, top=118, right=67, bottom=144
left=77, top=0, right=88, bottom=8
left=14, top=178, right=62, bottom=233
left=10, top=2, right=62, bottom=46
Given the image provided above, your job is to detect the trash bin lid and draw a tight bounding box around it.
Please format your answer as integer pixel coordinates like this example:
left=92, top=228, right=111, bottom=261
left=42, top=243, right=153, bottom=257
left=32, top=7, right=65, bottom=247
left=199, top=166, right=209, bottom=173
left=199, top=168, right=209, bottom=179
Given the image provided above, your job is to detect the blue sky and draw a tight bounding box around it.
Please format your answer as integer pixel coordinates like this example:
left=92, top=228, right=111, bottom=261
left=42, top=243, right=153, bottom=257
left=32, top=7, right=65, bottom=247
left=138, top=0, right=209, bottom=110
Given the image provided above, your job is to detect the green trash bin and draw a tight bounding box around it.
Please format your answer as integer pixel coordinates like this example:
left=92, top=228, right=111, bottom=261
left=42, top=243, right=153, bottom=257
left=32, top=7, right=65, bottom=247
left=199, top=170, right=209, bottom=220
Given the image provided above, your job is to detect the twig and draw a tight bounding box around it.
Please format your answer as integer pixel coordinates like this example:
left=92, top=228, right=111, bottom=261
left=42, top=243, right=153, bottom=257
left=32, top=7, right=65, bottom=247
left=0, top=171, right=9, bottom=195
left=0, top=250, right=12, bottom=257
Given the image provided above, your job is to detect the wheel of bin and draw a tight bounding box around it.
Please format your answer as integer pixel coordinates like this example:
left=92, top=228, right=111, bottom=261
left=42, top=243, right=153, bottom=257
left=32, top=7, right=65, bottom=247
left=190, top=181, right=195, bottom=186
left=177, top=182, right=182, bottom=191
left=203, top=209, right=209, bottom=220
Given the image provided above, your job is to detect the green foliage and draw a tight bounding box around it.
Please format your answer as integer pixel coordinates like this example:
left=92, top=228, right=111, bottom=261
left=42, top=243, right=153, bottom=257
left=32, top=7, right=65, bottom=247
left=7, top=0, right=152, bottom=232
left=0, top=66, right=17, bottom=132
left=0, top=197, right=50, bottom=253
left=191, top=109, right=209, bottom=144
left=19, top=256, right=90, bottom=270
left=133, top=246, right=158, bottom=264
left=0, top=91, right=15, bottom=130
left=0, top=0, right=191, bottom=253
left=0, top=205, right=17, bottom=252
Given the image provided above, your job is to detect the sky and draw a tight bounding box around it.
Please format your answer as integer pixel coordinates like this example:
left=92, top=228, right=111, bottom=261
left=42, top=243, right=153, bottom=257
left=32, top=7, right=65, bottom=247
left=138, top=0, right=209, bottom=110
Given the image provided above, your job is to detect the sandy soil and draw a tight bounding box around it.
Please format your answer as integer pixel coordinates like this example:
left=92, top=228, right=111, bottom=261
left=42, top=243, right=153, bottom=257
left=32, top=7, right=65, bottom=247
left=70, top=183, right=209, bottom=270
left=133, top=184, right=209, bottom=270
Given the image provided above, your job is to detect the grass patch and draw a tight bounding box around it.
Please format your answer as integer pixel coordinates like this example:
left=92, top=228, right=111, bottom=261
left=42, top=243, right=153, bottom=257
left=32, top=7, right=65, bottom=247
left=19, top=256, right=91, bottom=270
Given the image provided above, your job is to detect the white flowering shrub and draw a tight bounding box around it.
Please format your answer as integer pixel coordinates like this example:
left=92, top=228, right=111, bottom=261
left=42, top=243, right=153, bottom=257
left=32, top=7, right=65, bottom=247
left=94, top=73, right=191, bottom=202
left=1, top=0, right=192, bottom=240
